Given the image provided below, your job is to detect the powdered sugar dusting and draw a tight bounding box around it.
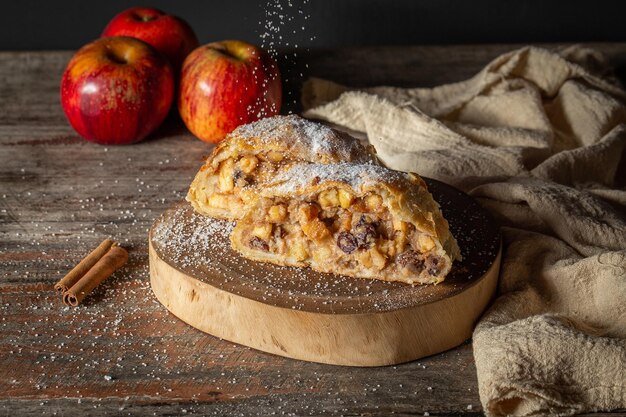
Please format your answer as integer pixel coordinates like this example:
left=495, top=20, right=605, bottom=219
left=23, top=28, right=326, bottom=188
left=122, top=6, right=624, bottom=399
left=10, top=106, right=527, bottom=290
left=152, top=208, right=234, bottom=271
left=230, top=115, right=375, bottom=164
left=267, top=163, right=417, bottom=195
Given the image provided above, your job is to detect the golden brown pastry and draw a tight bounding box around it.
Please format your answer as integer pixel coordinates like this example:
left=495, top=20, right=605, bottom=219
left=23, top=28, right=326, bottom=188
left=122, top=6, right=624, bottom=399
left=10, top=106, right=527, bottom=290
left=230, top=163, right=461, bottom=285
left=186, top=115, right=378, bottom=220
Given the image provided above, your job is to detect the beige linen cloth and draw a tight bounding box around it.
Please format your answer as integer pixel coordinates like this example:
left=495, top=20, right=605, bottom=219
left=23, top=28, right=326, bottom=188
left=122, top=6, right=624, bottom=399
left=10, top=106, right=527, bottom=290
left=302, top=46, right=626, bottom=416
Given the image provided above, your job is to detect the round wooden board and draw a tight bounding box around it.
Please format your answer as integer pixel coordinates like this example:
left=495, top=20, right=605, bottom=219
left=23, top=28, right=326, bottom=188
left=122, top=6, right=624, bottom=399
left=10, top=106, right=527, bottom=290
left=149, top=179, right=501, bottom=366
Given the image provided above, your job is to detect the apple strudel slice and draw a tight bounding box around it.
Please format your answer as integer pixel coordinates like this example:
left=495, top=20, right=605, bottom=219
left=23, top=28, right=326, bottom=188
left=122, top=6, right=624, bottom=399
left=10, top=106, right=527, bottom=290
left=231, top=163, right=462, bottom=285
left=187, top=115, right=378, bottom=220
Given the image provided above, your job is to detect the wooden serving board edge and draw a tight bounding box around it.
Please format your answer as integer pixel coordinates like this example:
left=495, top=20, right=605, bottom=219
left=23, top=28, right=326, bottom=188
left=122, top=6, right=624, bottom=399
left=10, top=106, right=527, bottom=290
left=148, top=235, right=501, bottom=367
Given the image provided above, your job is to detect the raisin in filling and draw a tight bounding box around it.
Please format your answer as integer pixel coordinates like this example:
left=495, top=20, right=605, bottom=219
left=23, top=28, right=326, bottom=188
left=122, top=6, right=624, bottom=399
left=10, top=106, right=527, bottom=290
left=232, top=168, right=249, bottom=187
left=337, top=231, right=358, bottom=254
left=353, top=216, right=378, bottom=249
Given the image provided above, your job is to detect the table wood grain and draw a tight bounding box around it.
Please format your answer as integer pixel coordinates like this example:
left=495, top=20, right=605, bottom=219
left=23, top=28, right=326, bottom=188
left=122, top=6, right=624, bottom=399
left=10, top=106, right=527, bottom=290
left=2, top=44, right=626, bottom=416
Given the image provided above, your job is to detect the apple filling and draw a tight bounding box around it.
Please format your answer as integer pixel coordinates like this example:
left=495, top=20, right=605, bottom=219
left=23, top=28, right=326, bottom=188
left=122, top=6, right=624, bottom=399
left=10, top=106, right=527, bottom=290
left=233, top=188, right=450, bottom=284
left=193, top=150, right=292, bottom=217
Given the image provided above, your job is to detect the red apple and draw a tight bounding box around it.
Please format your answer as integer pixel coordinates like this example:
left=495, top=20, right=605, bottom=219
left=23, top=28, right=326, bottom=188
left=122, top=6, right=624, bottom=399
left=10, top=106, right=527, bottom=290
left=102, top=7, right=198, bottom=71
left=60, top=36, right=174, bottom=145
left=178, top=40, right=282, bottom=144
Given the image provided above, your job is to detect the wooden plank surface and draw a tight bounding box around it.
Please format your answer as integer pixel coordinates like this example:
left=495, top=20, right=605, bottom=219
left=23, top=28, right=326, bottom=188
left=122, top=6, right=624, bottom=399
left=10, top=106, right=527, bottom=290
left=2, top=44, right=626, bottom=416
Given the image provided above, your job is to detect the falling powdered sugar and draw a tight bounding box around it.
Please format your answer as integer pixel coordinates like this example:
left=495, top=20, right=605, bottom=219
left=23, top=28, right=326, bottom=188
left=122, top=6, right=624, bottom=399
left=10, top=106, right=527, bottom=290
left=258, top=0, right=314, bottom=108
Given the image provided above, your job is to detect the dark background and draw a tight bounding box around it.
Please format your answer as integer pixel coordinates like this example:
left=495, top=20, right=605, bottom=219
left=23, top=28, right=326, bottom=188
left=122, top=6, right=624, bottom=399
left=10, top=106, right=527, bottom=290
left=2, top=0, right=626, bottom=51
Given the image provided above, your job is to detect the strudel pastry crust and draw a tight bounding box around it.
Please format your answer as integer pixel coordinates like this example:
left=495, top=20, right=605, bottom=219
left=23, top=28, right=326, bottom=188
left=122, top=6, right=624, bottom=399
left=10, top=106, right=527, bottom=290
left=187, top=115, right=378, bottom=220
left=231, top=163, right=461, bottom=285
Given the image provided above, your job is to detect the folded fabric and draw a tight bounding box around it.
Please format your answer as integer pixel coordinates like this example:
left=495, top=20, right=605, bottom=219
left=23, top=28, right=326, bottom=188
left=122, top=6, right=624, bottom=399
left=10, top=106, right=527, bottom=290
left=302, top=46, right=626, bottom=416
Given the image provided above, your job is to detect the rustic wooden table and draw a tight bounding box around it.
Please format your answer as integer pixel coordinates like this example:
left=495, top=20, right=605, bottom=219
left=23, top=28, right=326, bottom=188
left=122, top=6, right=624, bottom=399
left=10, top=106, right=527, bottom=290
left=2, top=44, right=625, bottom=416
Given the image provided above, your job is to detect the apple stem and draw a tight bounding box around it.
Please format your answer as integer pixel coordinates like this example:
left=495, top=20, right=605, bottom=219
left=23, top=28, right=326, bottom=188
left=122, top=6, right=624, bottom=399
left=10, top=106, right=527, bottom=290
left=134, top=13, right=158, bottom=22
left=105, top=50, right=127, bottom=65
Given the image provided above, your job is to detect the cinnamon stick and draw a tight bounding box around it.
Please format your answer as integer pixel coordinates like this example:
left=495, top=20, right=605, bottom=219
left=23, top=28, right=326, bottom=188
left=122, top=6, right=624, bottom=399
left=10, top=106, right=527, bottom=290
left=62, top=245, right=129, bottom=307
left=54, top=239, right=115, bottom=294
